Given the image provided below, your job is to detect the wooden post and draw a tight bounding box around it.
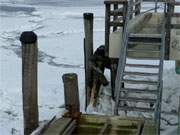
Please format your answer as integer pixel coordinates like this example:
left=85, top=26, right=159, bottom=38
left=83, top=13, right=94, bottom=110
left=105, top=4, right=110, bottom=56
left=110, top=62, right=117, bottom=100
left=20, top=31, right=39, bottom=135
left=123, top=3, right=128, bottom=27
left=135, top=0, right=141, bottom=16
left=165, top=2, right=174, bottom=60
left=129, top=0, right=133, bottom=19
left=62, top=73, right=80, bottom=113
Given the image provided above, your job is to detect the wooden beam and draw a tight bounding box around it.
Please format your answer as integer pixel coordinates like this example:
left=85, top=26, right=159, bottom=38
left=20, top=31, right=39, bottom=135
left=104, top=0, right=128, bottom=4
left=98, top=119, right=111, bottom=135
left=83, top=13, right=94, bottom=110
left=43, top=118, right=72, bottom=135
left=62, top=120, right=77, bottom=135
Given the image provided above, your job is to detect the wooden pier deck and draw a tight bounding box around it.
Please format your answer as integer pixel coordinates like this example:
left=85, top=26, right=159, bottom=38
left=41, top=114, right=156, bottom=135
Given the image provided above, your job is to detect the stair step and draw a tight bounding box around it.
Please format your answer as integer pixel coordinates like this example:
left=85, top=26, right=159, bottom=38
left=128, top=33, right=162, bottom=43
left=119, top=97, right=157, bottom=103
left=129, top=33, right=161, bottom=39
left=128, top=42, right=161, bottom=46
left=125, top=64, right=159, bottom=68
left=120, top=88, right=158, bottom=94
left=127, top=49, right=160, bottom=53
left=123, top=71, right=159, bottom=76
left=118, top=106, right=155, bottom=112
left=122, top=79, right=158, bottom=85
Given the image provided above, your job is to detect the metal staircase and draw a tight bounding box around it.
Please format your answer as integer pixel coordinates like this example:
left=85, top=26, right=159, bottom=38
left=113, top=0, right=166, bottom=134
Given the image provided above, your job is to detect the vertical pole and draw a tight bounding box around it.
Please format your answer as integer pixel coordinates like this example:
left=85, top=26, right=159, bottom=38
left=178, top=96, right=180, bottom=135
left=165, top=2, right=174, bottom=60
left=20, top=31, right=39, bottom=135
left=129, top=0, right=133, bottom=19
left=110, top=62, right=117, bottom=100
left=105, top=4, right=110, bottom=57
left=135, top=0, right=141, bottom=16
left=123, top=3, right=128, bottom=28
left=155, top=0, right=158, bottom=12
left=83, top=13, right=94, bottom=110
left=62, top=73, right=80, bottom=113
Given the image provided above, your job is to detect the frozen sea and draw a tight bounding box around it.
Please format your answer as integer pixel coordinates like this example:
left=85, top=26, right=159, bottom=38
left=0, top=0, right=179, bottom=135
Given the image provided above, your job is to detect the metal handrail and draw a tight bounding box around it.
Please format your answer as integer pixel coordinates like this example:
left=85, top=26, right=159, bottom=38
left=154, top=14, right=166, bottom=135
left=114, top=0, right=134, bottom=115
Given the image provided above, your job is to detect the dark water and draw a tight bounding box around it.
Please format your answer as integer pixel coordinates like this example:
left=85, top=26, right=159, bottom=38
left=0, top=0, right=104, bottom=7
left=0, top=0, right=104, bottom=14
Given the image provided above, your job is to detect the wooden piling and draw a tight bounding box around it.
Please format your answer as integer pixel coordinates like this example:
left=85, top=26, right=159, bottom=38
left=62, top=73, right=80, bottom=113
left=20, top=31, right=39, bottom=135
left=105, top=4, right=110, bottom=56
left=110, top=62, right=117, bottom=99
left=83, top=13, right=94, bottom=110
left=166, top=2, right=175, bottom=60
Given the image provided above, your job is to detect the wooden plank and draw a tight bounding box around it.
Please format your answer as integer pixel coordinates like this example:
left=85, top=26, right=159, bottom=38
left=77, top=115, right=145, bottom=134
left=104, top=0, right=128, bottom=4
left=122, top=79, right=158, bottom=85
left=98, top=119, right=111, bottom=135
left=62, top=120, right=77, bottom=135
left=124, top=71, right=158, bottom=76
left=125, top=63, right=159, bottom=68
left=141, top=121, right=156, bottom=135
left=119, top=97, right=157, bottom=103
left=20, top=31, right=39, bottom=135
left=43, top=118, right=72, bottom=135
left=118, top=106, right=155, bottom=112
left=129, top=33, right=161, bottom=38
left=79, top=114, right=143, bottom=126
left=120, top=88, right=158, bottom=94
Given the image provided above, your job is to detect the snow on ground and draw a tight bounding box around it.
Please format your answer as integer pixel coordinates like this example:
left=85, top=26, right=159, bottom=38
left=0, top=1, right=104, bottom=134
left=0, top=1, right=179, bottom=135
